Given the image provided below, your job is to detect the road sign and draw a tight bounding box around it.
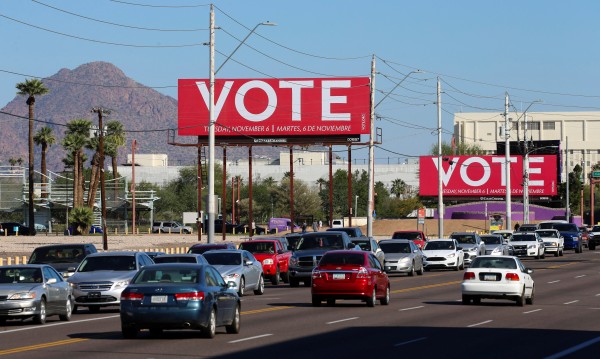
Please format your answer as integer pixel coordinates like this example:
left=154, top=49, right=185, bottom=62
left=593, top=171, right=600, bottom=178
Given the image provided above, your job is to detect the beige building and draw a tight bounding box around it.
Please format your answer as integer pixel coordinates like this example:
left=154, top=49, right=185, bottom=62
left=454, top=111, right=600, bottom=183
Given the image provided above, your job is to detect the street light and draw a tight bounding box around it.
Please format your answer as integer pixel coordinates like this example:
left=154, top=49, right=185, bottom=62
left=374, top=70, right=422, bottom=109
left=355, top=195, right=359, bottom=217
left=216, top=21, right=277, bottom=75
left=523, top=145, right=558, bottom=224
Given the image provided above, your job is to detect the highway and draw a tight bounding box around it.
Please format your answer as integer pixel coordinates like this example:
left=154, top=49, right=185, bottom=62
left=1, top=250, right=600, bottom=358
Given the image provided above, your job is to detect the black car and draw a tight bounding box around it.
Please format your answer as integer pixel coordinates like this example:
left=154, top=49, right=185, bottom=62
left=188, top=243, right=237, bottom=254
left=0, top=222, right=35, bottom=236
left=28, top=244, right=98, bottom=278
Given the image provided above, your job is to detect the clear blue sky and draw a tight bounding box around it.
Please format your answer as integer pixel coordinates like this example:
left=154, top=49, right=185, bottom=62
left=1, top=0, right=599, bottom=162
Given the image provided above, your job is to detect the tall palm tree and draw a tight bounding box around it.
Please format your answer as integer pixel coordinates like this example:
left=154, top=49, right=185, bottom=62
left=16, top=78, right=49, bottom=234
left=34, top=126, right=56, bottom=198
left=62, top=119, right=91, bottom=208
left=8, top=158, right=17, bottom=169
left=105, top=121, right=126, bottom=179
left=390, top=178, right=407, bottom=198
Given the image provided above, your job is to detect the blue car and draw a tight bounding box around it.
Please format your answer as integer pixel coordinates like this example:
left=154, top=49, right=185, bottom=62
left=552, top=223, right=583, bottom=253
left=119, top=263, right=240, bottom=339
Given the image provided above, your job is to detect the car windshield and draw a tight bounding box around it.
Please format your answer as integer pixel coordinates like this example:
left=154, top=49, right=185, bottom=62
left=379, top=242, right=412, bottom=253
left=512, top=235, right=537, bottom=242
left=319, top=253, right=365, bottom=266
left=188, top=245, right=228, bottom=254
left=593, top=226, right=600, bottom=232
left=452, top=235, right=476, bottom=244
left=0, top=268, right=42, bottom=284
left=296, top=235, right=344, bottom=250
left=470, top=257, right=517, bottom=269
left=494, top=232, right=512, bottom=240
left=133, top=269, right=200, bottom=284
left=537, top=231, right=558, bottom=238
left=153, top=256, right=198, bottom=264
left=203, top=252, right=242, bottom=266
left=29, top=246, right=85, bottom=264
left=352, top=240, right=371, bottom=251
left=392, top=232, right=420, bottom=240
left=481, top=236, right=502, bottom=244
left=553, top=224, right=578, bottom=232
left=78, top=256, right=136, bottom=272
left=424, top=241, right=454, bottom=250
left=238, top=242, right=276, bottom=254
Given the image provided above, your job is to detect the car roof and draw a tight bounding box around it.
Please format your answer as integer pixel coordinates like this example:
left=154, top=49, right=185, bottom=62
left=203, top=249, right=245, bottom=254
left=321, top=249, right=367, bottom=256
left=190, top=243, right=235, bottom=248
left=379, top=239, right=411, bottom=243
left=140, top=263, right=207, bottom=270
left=0, top=264, right=49, bottom=269
left=86, top=251, right=139, bottom=257
left=32, top=244, right=94, bottom=250
left=427, top=238, right=454, bottom=242
left=156, top=253, right=203, bottom=257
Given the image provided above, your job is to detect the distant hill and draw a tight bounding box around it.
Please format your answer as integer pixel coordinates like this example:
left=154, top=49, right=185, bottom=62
left=0, top=61, right=276, bottom=174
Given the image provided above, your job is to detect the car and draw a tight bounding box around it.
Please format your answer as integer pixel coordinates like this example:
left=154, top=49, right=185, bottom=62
left=331, top=219, right=343, bottom=228
left=0, top=222, right=35, bottom=236
left=152, top=221, right=193, bottom=234
left=119, top=263, right=241, bottom=339
left=311, top=250, right=390, bottom=307
left=422, top=238, right=464, bottom=271
left=66, top=225, right=103, bottom=235
left=379, top=239, right=424, bottom=276
left=153, top=254, right=208, bottom=265
left=202, top=250, right=264, bottom=297
left=536, top=229, right=564, bottom=257
left=449, top=232, right=485, bottom=265
left=546, top=223, right=582, bottom=253
left=288, top=231, right=356, bottom=287
left=538, top=220, right=568, bottom=230
left=28, top=244, right=98, bottom=278
left=207, top=219, right=240, bottom=234
left=589, top=225, right=600, bottom=250
left=578, top=226, right=590, bottom=248
left=0, top=264, right=73, bottom=324
left=516, top=223, right=539, bottom=232
left=350, top=237, right=385, bottom=266
left=391, top=230, right=427, bottom=249
left=188, top=242, right=237, bottom=254
left=34, top=223, right=48, bottom=232
left=461, top=255, right=535, bottom=306
left=480, top=234, right=511, bottom=256
left=235, top=223, right=266, bottom=235
left=491, top=229, right=514, bottom=242
left=67, top=251, right=154, bottom=313
left=144, top=251, right=166, bottom=260
left=509, top=232, right=545, bottom=259
left=326, top=227, right=365, bottom=238
left=284, top=232, right=303, bottom=250
left=238, top=239, right=291, bottom=285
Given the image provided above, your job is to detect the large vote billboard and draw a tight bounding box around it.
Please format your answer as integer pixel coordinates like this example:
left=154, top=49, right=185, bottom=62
left=419, top=155, right=558, bottom=197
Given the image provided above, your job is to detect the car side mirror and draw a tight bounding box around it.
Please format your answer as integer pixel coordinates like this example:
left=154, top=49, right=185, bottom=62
left=46, top=278, right=57, bottom=284
left=244, top=260, right=253, bottom=266
left=347, top=243, right=355, bottom=249
left=457, top=246, right=463, bottom=250
left=67, top=267, right=76, bottom=272
left=526, top=268, right=534, bottom=274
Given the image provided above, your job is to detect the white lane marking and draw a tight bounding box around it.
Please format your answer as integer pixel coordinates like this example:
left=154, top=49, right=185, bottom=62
left=326, top=317, right=359, bottom=325
left=0, top=315, right=120, bottom=335
left=467, top=320, right=492, bottom=328
left=229, top=334, right=273, bottom=343
left=394, top=337, right=427, bottom=347
left=548, top=280, right=560, bottom=284
left=523, top=309, right=542, bottom=314
left=564, top=300, right=579, bottom=305
left=544, top=336, right=600, bottom=359
left=575, top=275, right=586, bottom=278
left=399, top=306, right=424, bottom=311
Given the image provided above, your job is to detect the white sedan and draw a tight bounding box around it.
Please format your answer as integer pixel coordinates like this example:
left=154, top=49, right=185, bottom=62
left=422, top=239, right=464, bottom=271
left=461, top=255, right=534, bottom=306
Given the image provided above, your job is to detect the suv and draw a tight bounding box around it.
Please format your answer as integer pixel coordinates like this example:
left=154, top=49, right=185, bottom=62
left=28, top=244, right=98, bottom=278
left=392, top=230, right=427, bottom=248
left=510, top=232, right=545, bottom=259
left=288, top=231, right=356, bottom=287
left=67, top=251, right=154, bottom=313
left=551, top=223, right=583, bottom=253
left=326, top=227, right=365, bottom=238
left=449, top=232, right=485, bottom=266
left=239, top=239, right=292, bottom=285
left=517, top=224, right=539, bottom=232
left=152, top=221, right=193, bottom=234
left=188, top=242, right=237, bottom=254
left=589, top=225, right=600, bottom=250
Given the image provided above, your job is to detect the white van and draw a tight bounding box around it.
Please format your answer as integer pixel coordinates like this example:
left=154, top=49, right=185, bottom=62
left=331, top=219, right=343, bottom=228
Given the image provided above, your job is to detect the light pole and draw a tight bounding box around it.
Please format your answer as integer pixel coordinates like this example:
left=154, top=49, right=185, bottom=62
left=503, top=93, right=512, bottom=231
left=216, top=22, right=276, bottom=75
left=523, top=145, right=558, bottom=224
left=355, top=195, right=359, bottom=218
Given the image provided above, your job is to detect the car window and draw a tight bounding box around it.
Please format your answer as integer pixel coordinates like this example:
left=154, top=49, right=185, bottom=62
left=537, top=230, right=558, bottom=238
left=452, top=235, right=476, bottom=244
left=379, top=242, right=411, bottom=253
left=424, top=241, right=454, bottom=250
left=297, top=234, right=345, bottom=250
left=0, top=268, right=43, bottom=283
left=78, top=256, right=137, bottom=272
left=481, top=236, right=502, bottom=244
left=210, top=267, right=226, bottom=287
left=392, top=232, right=421, bottom=240
left=471, top=257, right=517, bottom=269
left=204, top=252, right=242, bottom=266
left=512, top=235, right=537, bottom=242
left=368, top=254, right=381, bottom=270
left=239, top=242, right=275, bottom=254
left=205, top=268, right=219, bottom=286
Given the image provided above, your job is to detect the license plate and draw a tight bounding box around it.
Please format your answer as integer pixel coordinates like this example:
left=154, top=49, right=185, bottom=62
left=332, top=273, right=345, bottom=280
left=151, top=295, right=168, bottom=303
left=87, top=291, right=101, bottom=298
left=483, top=274, right=496, bottom=281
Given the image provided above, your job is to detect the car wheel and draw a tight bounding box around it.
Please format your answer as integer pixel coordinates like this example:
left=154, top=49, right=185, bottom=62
left=408, top=262, right=415, bottom=276
left=366, top=288, right=376, bottom=307
left=416, top=263, right=424, bottom=275
left=516, top=287, right=526, bottom=307
left=380, top=285, right=390, bottom=305
left=311, top=296, right=322, bottom=307
left=149, top=329, right=163, bottom=337
left=559, top=248, right=564, bottom=256
left=121, top=324, right=138, bottom=339
left=33, top=299, right=47, bottom=324
left=554, top=251, right=559, bottom=257
left=253, top=275, right=265, bottom=295
left=526, top=286, right=535, bottom=305
left=303, top=279, right=312, bottom=287
left=59, top=297, right=72, bottom=321
left=326, top=298, right=336, bottom=306
left=459, top=260, right=465, bottom=270
left=424, top=267, right=430, bottom=272
left=281, top=271, right=290, bottom=283
left=202, top=308, right=217, bottom=338
left=590, top=244, right=596, bottom=250
left=462, top=295, right=471, bottom=305
left=225, top=304, right=240, bottom=334
left=272, top=268, right=280, bottom=285
left=289, top=278, right=300, bottom=287
left=88, top=306, right=101, bottom=314
left=238, top=277, right=245, bottom=297
left=541, top=251, right=545, bottom=259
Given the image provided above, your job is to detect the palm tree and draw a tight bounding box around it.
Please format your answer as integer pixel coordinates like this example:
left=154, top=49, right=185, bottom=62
left=8, top=158, right=17, bottom=169
left=391, top=178, right=407, bottom=198
left=62, top=119, right=91, bottom=208
left=105, top=121, right=126, bottom=179
left=34, top=126, right=56, bottom=198
left=16, top=78, right=49, bottom=234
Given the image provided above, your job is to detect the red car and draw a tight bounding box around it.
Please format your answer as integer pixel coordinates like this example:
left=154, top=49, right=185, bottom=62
left=238, top=239, right=291, bottom=285
left=392, top=230, right=427, bottom=248
left=311, top=250, right=390, bottom=307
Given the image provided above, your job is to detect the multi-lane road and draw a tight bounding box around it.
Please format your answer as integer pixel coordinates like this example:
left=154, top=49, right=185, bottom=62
left=1, top=250, right=600, bottom=358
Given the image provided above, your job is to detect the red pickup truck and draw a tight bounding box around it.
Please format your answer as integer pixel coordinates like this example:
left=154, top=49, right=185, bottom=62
left=391, top=230, right=427, bottom=249
left=238, top=239, right=292, bottom=285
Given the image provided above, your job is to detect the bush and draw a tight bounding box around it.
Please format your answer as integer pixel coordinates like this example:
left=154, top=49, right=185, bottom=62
left=69, top=207, right=94, bottom=235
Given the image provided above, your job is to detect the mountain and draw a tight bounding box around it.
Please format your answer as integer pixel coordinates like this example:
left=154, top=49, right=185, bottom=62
left=0, top=61, right=274, bottom=174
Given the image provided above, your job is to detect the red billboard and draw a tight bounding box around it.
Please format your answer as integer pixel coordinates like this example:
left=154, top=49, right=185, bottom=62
left=419, top=155, right=558, bottom=197
left=178, top=77, right=371, bottom=137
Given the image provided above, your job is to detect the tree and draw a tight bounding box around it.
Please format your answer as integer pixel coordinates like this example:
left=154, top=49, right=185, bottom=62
left=390, top=178, right=408, bottom=198
left=430, top=141, right=485, bottom=156
left=34, top=126, right=56, bottom=198
left=69, top=206, right=94, bottom=235
left=62, top=119, right=92, bottom=208
left=16, top=78, right=49, bottom=234
left=105, top=121, right=126, bottom=179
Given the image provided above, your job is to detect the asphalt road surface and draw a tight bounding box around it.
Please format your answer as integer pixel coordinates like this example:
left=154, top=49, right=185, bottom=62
left=1, top=250, right=600, bottom=358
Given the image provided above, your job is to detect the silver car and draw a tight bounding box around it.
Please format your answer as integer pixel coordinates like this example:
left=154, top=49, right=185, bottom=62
left=203, top=250, right=264, bottom=297
left=0, top=264, right=73, bottom=324
left=450, top=232, right=486, bottom=265
left=480, top=234, right=511, bottom=256
left=67, top=251, right=154, bottom=313
left=379, top=239, right=424, bottom=276
left=351, top=237, right=385, bottom=266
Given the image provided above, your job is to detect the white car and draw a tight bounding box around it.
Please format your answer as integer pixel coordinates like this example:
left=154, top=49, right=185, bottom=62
left=536, top=229, right=564, bottom=257
left=461, top=255, right=534, bottom=306
left=509, top=232, right=545, bottom=259
left=422, top=239, right=464, bottom=271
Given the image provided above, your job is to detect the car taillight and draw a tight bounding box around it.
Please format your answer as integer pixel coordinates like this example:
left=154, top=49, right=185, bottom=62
left=463, top=272, right=475, bottom=280
left=505, top=273, right=520, bottom=281
left=312, top=268, right=322, bottom=279
left=121, top=292, right=143, bottom=301
left=356, top=267, right=369, bottom=279
left=174, top=292, right=204, bottom=301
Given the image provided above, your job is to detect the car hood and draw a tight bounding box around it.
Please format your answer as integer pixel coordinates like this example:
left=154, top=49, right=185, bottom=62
left=43, top=262, right=80, bottom=272
left=422, top=249, right=456, bottom=257
left=68, top=270, right=137, bottom=283
left=292, top=248, right=340, bottom=257
left=0, top=283, right=40, bottom=294
left=384, top=253, right=413, bottom=261
left=252, top=253, right=277, bottom=261
left=212, top=265, right=242, bottom=276
left=510, top=241, right=538, bottom=246
left=456, top=243, right=477, bottom=249
left=485, top=244, right=501, bottom=249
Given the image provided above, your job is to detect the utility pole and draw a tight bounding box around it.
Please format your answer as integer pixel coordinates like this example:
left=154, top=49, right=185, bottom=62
left=504, top=93, right=512, bottom=231
left=131, top=139, right=137, bottom=235
left=92, top=107, right=109, bottom=250
left=566, top=136, right=570, bottom=222
left=523, top=112, right=529, bottom=224
left=367, top=55, right=375, bottom=237
left=437, top=77, right=444, bottom=237
left=207, top=5, right=216, bottom=243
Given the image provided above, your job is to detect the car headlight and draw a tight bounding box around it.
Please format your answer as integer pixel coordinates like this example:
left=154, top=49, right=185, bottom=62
left=9, top=292, right=36, bottom=300
left=468, top=247, right=477, bottom=252
left=492, top=247, right=502, bottom=253
left=225, top=273, right=240, bottom=279
left=289, top=257, right=298, bottom=266
left=527, top=244, right=536, bottom=249
left=446, top=253, right=456, bottom=258
left=263, top=259, right=274, bottom=265
left=114, top=280, right=130, bottom=289
left=68, top=282, right=78, bottom=289
left=398, top=257, right=411, bottom=263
